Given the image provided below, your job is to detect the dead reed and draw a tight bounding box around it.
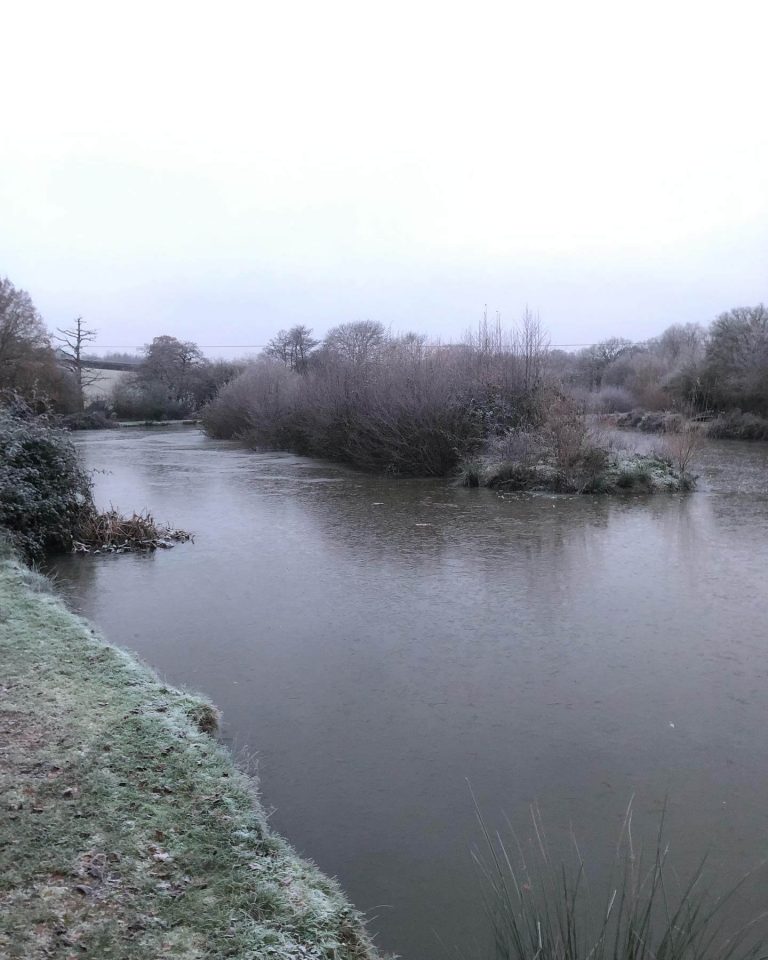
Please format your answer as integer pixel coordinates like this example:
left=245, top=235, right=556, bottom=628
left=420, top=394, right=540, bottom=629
left=73, top=508, right=192, bottom=554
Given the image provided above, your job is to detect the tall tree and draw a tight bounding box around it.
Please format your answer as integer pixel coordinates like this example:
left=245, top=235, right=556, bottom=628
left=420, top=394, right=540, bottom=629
left=55, top=317, right=101, bottom=411
left=513, top=308, right=550, bottom=393
left=577, top=337, right=633, bottom=389
left=0, top=277, right=50, bottom=383
left=0, top=277, right=75, bottom=407
left=263, top=326, right=318, bottom=372
left=323, top=320, right=386, bottom=365
left=704, top=305, right=768, bottom=413
left=139, top=335, right=205, bottom=405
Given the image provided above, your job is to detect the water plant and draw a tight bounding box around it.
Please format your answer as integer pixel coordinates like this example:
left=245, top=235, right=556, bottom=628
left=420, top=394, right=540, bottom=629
left=73, top=508, right=192, bottom=553
left=471, top=799, right=767, bottom=960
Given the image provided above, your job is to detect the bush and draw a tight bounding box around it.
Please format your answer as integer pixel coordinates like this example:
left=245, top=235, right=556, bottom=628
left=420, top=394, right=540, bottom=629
left=0, top=405, right=94, bottom=560
left=59, top=410, right=116, bottom=431
left=204, top=346, right=497, bottom=476
left=585, top=386, right=635, bottom=413
left=706, top=410, right=768, bottom=441
left=111, top=378, right=192, bottom=421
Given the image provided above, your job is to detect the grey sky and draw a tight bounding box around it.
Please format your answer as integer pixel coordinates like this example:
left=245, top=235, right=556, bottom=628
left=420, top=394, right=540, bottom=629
left=2, top=0, right=766, bottom=356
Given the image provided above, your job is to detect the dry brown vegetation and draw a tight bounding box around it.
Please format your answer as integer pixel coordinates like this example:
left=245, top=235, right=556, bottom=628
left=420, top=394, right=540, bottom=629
left=73, top=508, right=192, bottom=554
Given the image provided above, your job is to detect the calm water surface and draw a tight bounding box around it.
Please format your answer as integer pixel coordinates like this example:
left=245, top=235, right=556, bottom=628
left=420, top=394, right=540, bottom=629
left=50, top=428, right=768, bottom=959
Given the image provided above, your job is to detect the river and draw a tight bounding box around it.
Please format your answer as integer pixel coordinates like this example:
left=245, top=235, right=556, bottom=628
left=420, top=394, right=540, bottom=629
left=49, top=427, right=768, bottom=959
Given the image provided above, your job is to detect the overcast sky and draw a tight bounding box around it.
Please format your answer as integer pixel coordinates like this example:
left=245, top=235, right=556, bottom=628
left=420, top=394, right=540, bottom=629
left=1, top=0, right=766, bottom=356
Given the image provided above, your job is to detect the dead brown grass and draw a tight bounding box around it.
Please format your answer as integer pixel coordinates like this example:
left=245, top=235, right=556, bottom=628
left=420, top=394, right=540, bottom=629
left=73, top=508, right=192, bottom=554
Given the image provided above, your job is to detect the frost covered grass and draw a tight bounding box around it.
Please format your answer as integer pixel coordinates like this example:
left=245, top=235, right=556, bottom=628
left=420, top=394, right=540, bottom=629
left=0, top=550, right=379, bottom=960
left=459, top=442, right=689, bottom=495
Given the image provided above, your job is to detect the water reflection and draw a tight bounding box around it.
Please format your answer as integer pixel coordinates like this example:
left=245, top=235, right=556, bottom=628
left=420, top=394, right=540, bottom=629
left=48, top=428, right=768, bottom=960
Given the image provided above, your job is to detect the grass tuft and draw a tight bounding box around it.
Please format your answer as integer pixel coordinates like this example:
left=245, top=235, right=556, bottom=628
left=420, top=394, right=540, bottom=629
left=470, top=796, right=767, bottom=960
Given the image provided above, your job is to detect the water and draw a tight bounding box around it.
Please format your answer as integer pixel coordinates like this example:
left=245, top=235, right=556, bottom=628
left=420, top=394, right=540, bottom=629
left=49, top=428, right=768, bottom=959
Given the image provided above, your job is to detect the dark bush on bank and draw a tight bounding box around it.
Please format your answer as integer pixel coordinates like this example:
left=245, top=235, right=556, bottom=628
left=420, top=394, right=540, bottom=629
left=111, top=379, right=193, bottom=421
left=612, top=410, right=686, bottom=433
left=59, top=409, right=117, bottom=431
left=0, top=404, right=94, bottom=560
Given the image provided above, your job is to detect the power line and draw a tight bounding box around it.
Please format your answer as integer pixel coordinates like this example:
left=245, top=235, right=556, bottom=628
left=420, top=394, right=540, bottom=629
left=89, top=341, right=611, bottom=350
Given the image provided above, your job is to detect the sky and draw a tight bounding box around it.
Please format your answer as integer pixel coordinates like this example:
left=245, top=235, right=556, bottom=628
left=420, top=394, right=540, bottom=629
left=1, top=0, right=766, bottom=357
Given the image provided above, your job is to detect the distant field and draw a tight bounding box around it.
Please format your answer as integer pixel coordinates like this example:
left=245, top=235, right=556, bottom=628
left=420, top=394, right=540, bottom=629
left=82, top=367, right=130, bottom=402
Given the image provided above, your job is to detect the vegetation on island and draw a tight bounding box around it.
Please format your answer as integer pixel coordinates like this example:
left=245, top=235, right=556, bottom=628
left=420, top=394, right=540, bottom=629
left=203, top=314, right=693, bottom=492
left=2, top=269, right=766, bottom=455
left=0, top=549, right=379, bottom=960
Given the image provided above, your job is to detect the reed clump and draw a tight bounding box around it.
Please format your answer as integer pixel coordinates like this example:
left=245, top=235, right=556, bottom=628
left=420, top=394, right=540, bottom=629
left=73, top=508, right=192, bottom=554
left=472, top=801, right=766, bottom=960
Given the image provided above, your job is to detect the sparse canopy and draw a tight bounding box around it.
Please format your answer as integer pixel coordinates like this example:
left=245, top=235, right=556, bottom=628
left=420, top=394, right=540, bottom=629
left=0, top=277, right=76, bottom=409
left=0, top=277, right=50, bottom=383
left=577, top=337, right=634, bottom=390
left=138, top=335, right=204, bottom=404
left=263, top=325, right=318, bottom=372
left=54, top=317, right=100, bottom=411
left=704, top=304, right=768, bottom=413
left=323, top=320, right=386, bottom=365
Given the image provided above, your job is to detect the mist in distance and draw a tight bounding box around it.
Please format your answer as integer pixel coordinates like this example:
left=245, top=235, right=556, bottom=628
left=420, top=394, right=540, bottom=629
left=1, top=0, right=766, bottom=354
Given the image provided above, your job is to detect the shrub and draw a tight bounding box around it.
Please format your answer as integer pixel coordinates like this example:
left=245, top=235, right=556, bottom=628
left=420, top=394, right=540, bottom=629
left=586, top=386, right=635, bottom=413
left=202, top=317, right=556, bottom=477
left=204, top=347, right=492, bottom=476
left=0, top=405, right=94, bottom=560
left=706, top=411, right=768, bottom=441
left=59, top=409, right=116, bottom=431
left=111, top=378, right=192, bottom=421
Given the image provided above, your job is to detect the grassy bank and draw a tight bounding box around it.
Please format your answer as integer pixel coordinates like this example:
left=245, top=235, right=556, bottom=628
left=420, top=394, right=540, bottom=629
left=608, top=409, right=768, bottom=441
left=0, top=552, right=379, bottom=960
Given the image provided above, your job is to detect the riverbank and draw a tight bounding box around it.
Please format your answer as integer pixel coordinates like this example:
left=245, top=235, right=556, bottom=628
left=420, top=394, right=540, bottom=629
left=458, top=444, right=690, bottom=494
left=0, top=551, right=379, bottom=960
left=604, top=409, right=768, bottom=441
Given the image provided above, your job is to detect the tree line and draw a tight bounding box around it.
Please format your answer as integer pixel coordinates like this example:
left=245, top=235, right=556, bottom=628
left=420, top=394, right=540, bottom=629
left=1, top=273, right=766, bottom=450
left=0, top=277, right=241, bottom=422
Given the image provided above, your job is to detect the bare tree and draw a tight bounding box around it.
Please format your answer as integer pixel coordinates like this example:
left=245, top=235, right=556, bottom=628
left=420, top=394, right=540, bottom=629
left=576, top=337, right=633, bottom=390
left=664, top=423, right=701, bottom=480
left=0, top=277, right=50, bottom=376
left=55, top=317, right=102, bottom=411
left=703, top=304, right=768, bottom=413
left=323, top=320, right=386, bottom=365
left=263, top=325, right=318, bottom=372
left=513, top=308, right=550, bottom=393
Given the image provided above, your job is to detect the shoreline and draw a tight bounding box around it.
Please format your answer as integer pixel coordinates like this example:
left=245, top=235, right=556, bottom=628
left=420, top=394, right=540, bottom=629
left=0, top=552, right=380, bottom=959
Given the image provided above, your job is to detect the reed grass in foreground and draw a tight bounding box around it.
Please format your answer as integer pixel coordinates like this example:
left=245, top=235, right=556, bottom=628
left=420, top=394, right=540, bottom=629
left=471, top=799, right=767, bottom=960
left=0, top=550, right=378, bottom=959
